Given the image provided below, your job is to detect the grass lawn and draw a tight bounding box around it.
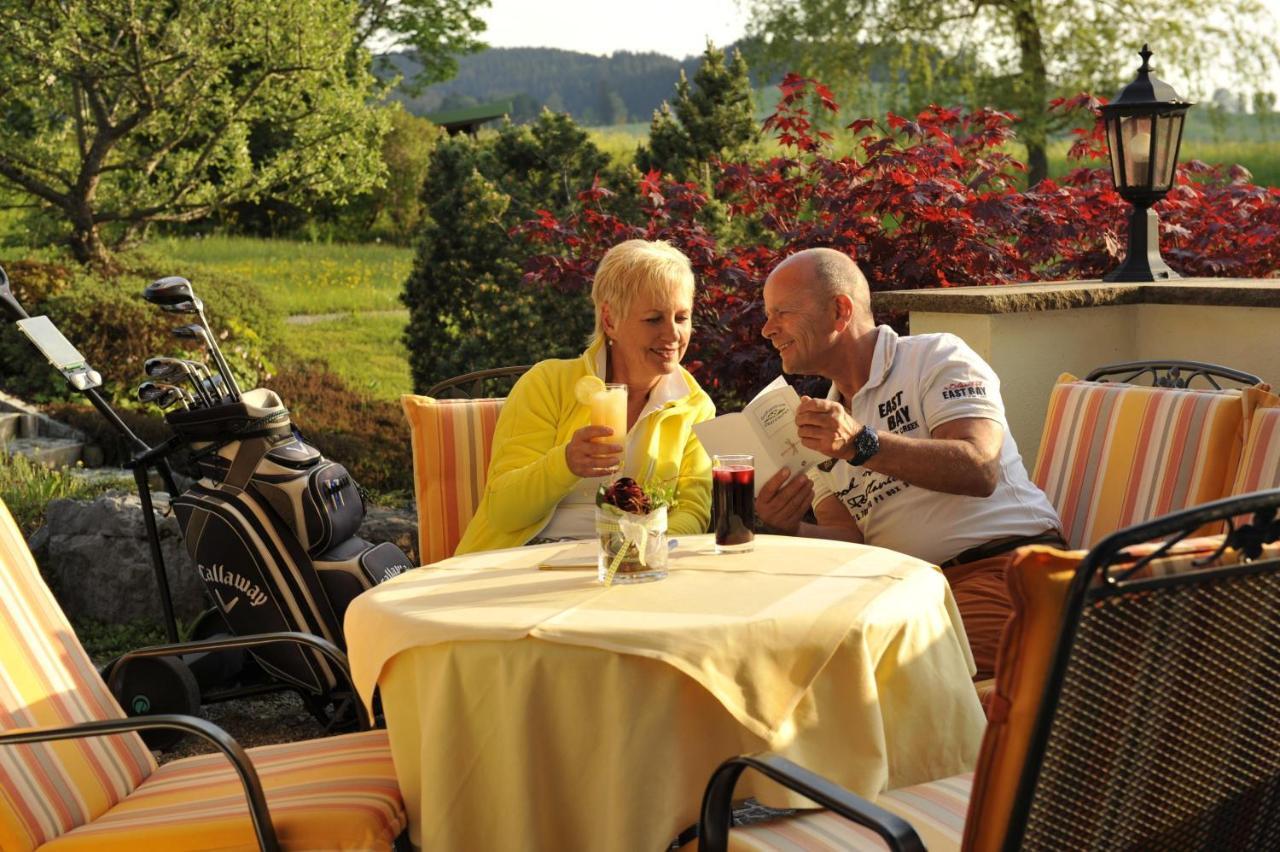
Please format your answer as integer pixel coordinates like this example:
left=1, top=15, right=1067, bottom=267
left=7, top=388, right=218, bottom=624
left=146, top=235, right=415, bottom=400
left=279, top=310, right=412, bottom=400
left=148, top=235, right=413, bottom=315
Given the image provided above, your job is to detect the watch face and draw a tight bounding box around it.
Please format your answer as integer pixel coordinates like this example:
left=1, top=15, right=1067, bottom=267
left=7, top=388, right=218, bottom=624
left=852, top=426, right=879, bottom=465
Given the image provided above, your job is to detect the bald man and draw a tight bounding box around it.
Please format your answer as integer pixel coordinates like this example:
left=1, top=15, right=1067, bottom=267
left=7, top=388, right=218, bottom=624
left=755, top=248, right=1062, bottom=680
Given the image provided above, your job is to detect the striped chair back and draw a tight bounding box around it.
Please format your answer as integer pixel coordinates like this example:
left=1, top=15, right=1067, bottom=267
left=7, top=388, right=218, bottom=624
left=1032, top=376, right=1245, bottom=550
left=0, top=499, right=156, bottom=851
left=402, top=395, right=505, bottom=566
left=1231, top=406, right=1280, bottom=495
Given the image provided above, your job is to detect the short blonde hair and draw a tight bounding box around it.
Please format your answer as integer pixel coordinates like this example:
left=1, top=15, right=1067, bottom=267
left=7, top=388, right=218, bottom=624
left=591, top=239, right=695, bottom=345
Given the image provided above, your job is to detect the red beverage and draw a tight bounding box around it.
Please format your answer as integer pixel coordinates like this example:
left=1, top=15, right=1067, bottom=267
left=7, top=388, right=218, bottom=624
left=712, top=458, right=755, bottom=552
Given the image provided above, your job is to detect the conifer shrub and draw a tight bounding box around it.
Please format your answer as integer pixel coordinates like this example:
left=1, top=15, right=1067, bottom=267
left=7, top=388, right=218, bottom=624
left=401, top=111, right=625, bottom=392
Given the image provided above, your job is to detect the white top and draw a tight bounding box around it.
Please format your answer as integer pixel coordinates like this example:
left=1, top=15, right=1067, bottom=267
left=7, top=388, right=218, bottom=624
left=536, top=345, right=689, bottom=540
left=811, top=325, right=1061, bottom=565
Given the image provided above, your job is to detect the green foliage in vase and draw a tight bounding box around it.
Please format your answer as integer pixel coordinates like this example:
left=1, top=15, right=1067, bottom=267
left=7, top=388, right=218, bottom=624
left=596, top=476, right=677, bottom=515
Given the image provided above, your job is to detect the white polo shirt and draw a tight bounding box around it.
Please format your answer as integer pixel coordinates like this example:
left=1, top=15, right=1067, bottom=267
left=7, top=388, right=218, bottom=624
left=811, top=325, right=1061, bottom=565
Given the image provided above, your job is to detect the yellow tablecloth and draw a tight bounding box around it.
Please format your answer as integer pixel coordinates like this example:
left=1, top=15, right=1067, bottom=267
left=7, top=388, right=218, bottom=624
left=345, top=534, right=985, bottom=851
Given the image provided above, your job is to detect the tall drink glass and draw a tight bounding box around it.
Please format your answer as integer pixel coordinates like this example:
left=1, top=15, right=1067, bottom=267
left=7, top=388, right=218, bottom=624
left=712, top=454, right=754, bottom=554
left=590, top=383, right=628, bottom=445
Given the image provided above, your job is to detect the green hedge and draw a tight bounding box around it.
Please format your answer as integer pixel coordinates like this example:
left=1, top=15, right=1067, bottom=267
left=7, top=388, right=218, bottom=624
left=0, top=257, right=279, bottom=406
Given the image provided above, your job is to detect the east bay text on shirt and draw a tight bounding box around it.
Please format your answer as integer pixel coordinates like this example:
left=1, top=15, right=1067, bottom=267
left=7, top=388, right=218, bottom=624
left=877, top=389, right=919, bottom=433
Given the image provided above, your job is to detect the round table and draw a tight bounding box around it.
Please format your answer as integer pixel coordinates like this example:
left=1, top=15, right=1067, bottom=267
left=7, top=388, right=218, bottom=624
left=345, top=534, right=985, bottom=851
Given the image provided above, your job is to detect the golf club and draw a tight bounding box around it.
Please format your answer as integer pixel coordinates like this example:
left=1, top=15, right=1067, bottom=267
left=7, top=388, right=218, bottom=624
left=0, top=264, right=25, bottom=321
left=171, top=323, right=236, bottom=406
left=144, top=356, right=213, bottom=406
left=199, top=371, right=229, bottom=403
left=137, top=380, right=189, bottom=411
left=144, top=277, right=242, bottom=400
left=185, top=359, right=224, bottom=404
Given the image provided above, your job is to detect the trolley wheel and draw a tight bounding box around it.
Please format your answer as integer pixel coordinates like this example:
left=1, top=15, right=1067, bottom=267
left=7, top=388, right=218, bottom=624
left=109, top=655, right=201, bottom=750
left=300, top=689, right=362, bottom=734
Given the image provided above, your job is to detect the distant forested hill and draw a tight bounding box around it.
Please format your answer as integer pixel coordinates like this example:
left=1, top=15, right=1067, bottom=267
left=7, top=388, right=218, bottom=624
left=381, top=46, right=771, bottom=126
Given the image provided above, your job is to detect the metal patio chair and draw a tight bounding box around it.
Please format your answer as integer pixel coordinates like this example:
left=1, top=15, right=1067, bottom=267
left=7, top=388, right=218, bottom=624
left=1084, top=359, right=1262, bottom=390
left=425, top=364, right=531, bottom=399
left=0, top=496, right=408, bottom=851
left=695, top=488, right=1280, bottom=851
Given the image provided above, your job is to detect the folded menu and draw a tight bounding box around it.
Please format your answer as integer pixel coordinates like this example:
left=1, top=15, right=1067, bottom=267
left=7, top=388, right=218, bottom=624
left=692, top=375, right=828, bottom=496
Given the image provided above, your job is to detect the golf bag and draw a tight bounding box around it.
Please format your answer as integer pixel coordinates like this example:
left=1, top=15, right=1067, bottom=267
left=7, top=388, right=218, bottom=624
left=168, top=388, right=412, bottom=695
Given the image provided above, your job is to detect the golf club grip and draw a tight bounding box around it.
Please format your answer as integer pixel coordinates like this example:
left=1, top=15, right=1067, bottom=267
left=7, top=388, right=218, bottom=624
left=0, top=265, right=30, bottom=320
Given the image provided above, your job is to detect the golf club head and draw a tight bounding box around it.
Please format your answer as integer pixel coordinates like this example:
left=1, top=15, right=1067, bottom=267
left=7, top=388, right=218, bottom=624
left=143, top=276, right=195, bottom=306
left=137, top=381, right=165, bottom=404
left=144, top=357, right=187, bottom=380
left=0, top=263, right=28, bottom=321
left=155, top=386, right=185, bottom=410
left=160, top=298, right=204, bottom=315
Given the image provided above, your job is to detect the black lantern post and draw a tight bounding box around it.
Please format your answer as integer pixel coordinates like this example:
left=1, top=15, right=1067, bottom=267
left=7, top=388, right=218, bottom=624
left=1100, top=45, right=1193, bottom=282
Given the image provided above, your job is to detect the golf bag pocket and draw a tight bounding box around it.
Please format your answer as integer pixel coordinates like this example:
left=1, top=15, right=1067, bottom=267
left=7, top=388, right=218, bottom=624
left=312, top=537, right=413, bottom=623
left=253, top=461, right=365, bottom=557
left=174, top=483, right=344, bottom=696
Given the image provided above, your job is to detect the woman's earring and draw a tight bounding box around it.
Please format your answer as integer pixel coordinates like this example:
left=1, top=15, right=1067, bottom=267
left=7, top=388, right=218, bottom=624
left=606, top=337, right=613, bottom=347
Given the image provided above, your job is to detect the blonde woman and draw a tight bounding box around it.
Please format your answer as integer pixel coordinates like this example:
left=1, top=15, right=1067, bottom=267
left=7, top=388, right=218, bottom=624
left=456, top=239, right=715, bottom=554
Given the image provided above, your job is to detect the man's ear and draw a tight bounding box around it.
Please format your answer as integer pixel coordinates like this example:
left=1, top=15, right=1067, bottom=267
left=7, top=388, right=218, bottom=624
left=832, top=293, right=856, bottom=332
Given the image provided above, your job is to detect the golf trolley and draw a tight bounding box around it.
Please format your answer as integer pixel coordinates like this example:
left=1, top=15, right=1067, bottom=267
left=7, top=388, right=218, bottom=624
left=0, top=264, right=412, bottom=746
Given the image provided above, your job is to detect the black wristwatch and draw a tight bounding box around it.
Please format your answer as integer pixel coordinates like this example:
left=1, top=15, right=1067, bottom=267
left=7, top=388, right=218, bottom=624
left=847, top=424, right=880, bottom=465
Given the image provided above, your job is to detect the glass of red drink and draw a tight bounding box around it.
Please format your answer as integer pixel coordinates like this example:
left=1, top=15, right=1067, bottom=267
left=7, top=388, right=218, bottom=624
left=712, top=454, right=755, bottom=553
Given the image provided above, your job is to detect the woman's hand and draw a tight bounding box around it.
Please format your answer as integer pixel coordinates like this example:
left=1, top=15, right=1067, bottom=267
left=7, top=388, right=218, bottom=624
left=755, top=468, right=813, bottom=535
left=566, top=425, right=624, bottom=478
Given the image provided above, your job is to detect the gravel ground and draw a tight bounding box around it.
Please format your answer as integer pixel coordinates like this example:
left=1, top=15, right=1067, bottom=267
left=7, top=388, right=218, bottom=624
left=157, top=690, right=334, bottom=763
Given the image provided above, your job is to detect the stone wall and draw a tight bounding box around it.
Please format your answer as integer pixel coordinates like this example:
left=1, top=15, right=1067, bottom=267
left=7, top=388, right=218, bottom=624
left=874, top=277, right=1280, bottom=466
left=31, top=492, right=418, bottom=625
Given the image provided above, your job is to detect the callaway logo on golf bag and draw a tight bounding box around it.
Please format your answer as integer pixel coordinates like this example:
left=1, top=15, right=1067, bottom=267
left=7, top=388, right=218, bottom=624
left=169, top=390, right=412, bottom=694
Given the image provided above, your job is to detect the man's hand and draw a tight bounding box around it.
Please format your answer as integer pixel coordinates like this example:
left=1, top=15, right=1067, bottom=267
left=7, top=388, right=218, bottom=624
left=755, top=468, right=814, bottom=535
left=565, top=426, right=622, bottom=478
left=796, top=396, right=862, bottom=460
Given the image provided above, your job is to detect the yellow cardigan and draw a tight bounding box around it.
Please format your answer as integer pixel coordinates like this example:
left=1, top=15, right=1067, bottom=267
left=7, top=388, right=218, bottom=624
left=455, top=343, right=715, bottom=554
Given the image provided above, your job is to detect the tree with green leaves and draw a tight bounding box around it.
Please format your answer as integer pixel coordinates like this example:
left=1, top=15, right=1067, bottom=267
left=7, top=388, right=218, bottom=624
left=638, top=42, right=758, bottom=184
left=362, top=0, right=490, bottom=93
left=0, top=0, right=392, bottom=265
left=745, top=0, right=1280, bottom=185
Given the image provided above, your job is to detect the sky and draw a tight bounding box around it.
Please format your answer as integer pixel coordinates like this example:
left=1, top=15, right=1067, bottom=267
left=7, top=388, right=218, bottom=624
left=475, top=0, right=1279, bottom=97
left=477, top=0, right=751, bottom=59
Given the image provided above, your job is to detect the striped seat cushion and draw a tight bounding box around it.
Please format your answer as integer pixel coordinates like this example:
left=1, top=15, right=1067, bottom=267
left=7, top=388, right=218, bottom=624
left=40, top=730, right=406, bottom=851
left=1231, top=406, right=1280, bottom=495
left=402, top=395, right=505, bottom=566
left=1032, top=377, right=1245, bottom=550
left=727, top=773, right=970, bottom=851
left=0, top=500, right=155, bottom=852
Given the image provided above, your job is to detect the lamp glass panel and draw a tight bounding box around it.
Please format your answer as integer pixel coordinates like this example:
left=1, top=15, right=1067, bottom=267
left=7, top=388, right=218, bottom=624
left=1119, top=115, right=1155, bottom=189
left=1105, top=115, right=1123, bottom=186
left=1153, top=112, right=1183, bottom=190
